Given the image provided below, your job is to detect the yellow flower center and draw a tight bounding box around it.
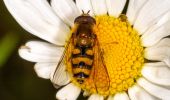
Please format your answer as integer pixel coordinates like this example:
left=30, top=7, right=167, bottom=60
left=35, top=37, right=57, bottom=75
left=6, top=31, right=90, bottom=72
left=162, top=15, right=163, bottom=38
left=67, top=15, right=144, bottom=96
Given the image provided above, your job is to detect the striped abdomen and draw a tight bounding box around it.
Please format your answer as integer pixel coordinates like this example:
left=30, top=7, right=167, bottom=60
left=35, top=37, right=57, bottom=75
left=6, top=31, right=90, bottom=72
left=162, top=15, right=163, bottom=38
left=71, top=47, right=94, bottom=84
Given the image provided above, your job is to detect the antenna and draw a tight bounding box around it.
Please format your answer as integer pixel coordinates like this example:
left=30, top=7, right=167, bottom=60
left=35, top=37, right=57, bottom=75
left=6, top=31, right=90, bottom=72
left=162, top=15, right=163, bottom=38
left=87, top=10, right=90, bottom=14
left=82, top=10, right=85, bottom=14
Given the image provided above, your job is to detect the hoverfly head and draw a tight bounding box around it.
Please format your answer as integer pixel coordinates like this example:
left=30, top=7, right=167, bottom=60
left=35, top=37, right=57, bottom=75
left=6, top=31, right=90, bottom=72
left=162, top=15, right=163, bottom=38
left=74, top=10, right=96, bottom=25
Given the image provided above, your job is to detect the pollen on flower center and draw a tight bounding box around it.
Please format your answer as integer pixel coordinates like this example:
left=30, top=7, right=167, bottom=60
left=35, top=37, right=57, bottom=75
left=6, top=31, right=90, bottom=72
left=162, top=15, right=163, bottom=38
left=66, top=15, right=144, bottom=96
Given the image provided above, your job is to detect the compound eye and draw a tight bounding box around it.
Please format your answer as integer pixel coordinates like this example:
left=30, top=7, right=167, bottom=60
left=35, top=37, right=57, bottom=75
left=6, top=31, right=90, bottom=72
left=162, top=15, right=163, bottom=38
left=74, top=16, right=96, bottom=25
left=74, top=16, right=82, bottom=24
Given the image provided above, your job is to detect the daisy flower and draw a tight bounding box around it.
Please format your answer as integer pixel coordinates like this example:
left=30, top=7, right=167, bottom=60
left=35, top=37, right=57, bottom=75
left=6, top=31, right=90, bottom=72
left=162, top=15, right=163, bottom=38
left=4, top=0, right=170, bottom=99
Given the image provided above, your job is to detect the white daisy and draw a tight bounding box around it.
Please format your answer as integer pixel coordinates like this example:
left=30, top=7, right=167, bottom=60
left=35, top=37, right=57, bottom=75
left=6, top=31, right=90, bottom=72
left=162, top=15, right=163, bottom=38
left=4, top=0, right=170, bottom=100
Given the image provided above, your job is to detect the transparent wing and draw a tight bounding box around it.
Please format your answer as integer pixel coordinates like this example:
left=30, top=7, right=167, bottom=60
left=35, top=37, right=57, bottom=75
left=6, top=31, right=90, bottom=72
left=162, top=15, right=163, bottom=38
left=51, top=34, right=74, bottom=88
left=52, top=62, right=70, bottom=89
left=92, top=38, right=110, bottom=94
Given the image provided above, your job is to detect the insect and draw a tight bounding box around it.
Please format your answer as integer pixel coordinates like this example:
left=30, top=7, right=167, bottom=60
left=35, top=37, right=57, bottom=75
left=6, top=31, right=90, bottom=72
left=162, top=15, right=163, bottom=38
left=52, top=11, right=110, bottom=92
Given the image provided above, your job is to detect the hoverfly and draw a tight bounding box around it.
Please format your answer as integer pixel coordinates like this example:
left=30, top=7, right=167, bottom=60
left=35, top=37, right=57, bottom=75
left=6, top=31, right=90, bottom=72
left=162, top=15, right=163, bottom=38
left=52, top=11, right=110, bottom=93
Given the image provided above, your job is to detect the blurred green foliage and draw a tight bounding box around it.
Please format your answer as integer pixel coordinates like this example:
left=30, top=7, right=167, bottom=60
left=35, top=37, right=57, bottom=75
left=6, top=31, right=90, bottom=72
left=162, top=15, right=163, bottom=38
left=0, top=1, right=56, bottom=100
left=0, top=32, right=19, bottom=67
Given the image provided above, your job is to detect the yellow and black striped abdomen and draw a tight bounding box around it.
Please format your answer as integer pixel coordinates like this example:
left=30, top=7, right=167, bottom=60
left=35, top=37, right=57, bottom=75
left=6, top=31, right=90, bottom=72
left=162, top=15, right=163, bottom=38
left=71, top=47, right=94, bottom=84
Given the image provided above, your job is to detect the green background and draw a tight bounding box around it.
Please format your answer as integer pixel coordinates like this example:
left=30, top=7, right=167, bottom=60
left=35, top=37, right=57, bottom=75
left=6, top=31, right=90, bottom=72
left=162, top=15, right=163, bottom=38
left=0, top=1, right=58, bottom=100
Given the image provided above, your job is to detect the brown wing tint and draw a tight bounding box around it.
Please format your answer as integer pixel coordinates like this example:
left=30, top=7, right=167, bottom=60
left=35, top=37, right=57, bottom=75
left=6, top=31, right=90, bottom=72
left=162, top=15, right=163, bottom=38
left=92, top=38, right=110, bottom=94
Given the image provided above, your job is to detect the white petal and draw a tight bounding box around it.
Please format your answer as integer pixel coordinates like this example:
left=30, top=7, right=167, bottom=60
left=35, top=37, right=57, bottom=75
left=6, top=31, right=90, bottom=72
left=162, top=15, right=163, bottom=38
left=26, top=41, right=64, bottom=56
left=138, top=78, right=170, bottom=99
left=91, top=0, right=107, bottom=15
left=19, top=41, right=64, bottom=62
left=128, top=84, right=157, bottom=100
left=141, top=12, right=170, bottom=46
left=142, top=62, right=170, bottom=86
left=133, top=0, right=170, bottom=34
left=34, top=63, right=57, bottom=79
left=126, top=0, right=148, bottom=25
left=75, top=0, right=94, bottom=16
left=156, top=12, right=170, bottom=27
left=88, top=94, right=104, bottom=100
left=148, top=38, right=170, bottom=48
left=51, top=0, right=80, bottom=27
left=141, top=20, right=170, bottom=47
left=145, top=44, right=170, bottom=67
left=4, top=0, right=70, bottom=45
left=50, top=64, right=70, bottom=88
left=106, top=0, right=126, bottom=17
left=107, top=92, right=129, bottom=100
left=56, top=83, right=81, bottom=100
